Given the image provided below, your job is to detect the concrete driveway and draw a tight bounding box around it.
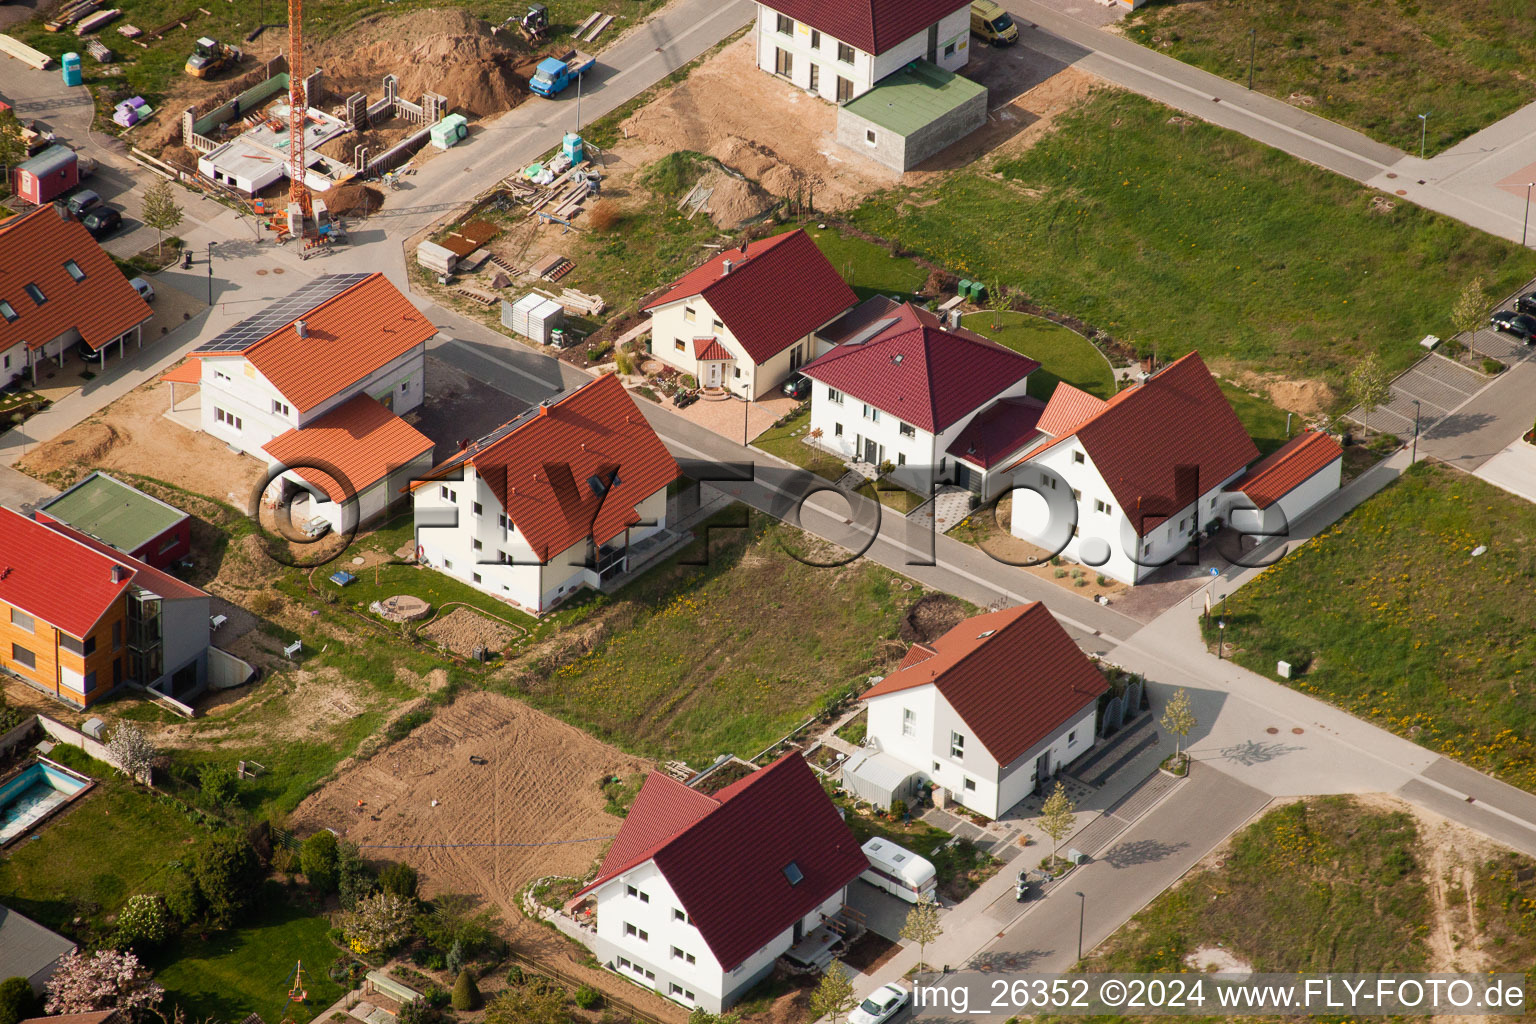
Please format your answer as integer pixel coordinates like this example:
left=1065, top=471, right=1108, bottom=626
left=1472, top=437, right=1536, bottom=502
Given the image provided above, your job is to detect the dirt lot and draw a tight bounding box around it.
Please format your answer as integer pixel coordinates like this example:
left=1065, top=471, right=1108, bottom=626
left=290, top=691, right=686, bottom=1014
left=17, top=378, right=265, bottom=505
left=422, top=606, right=523, bottom=657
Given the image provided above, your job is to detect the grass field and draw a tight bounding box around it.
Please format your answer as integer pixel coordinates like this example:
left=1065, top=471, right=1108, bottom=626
left=1125, top=0, right=1536, bottom=155
left=796, top=224, right=930, bottom=303
left=1091, top=797, right=1430, bottom=974
left=511, top=511, right=918, bottom=764
left=1218, top=381, right=1296, bottom=457
left=1204, top=463, right=1536, bottom=791
left=849, top=90, right=1536, bottom=392
left=959, top=310, right=1115, bottom=402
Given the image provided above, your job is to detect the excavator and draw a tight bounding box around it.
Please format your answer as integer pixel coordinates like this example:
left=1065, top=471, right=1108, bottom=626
left=508, top=3, right=548, bottom=43
left=185, top=37, right=241, bottom=79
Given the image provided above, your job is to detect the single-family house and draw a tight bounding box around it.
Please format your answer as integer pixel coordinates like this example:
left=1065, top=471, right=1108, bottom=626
left=755, top=0, right=970, bottom=103
left=411, top=374, right=679, bottom=614
left=0, top=904, right=75, bottom=997
left=1223, top=430, right=1344, bottom=538
left=165, top=273, right=437, bottom=532
left=0, top=206, right=153, bottom=388
left=642, top=230, right=857, bottom=398
left=572, top=753, right=868, bottom=1013
left=35, top=472, right=193, bottom=569
left=852, top=602, right=1108, bottom=819
left=1006, top=352, right=1262, bottom=585
left=0, top=507, right=213, bottom=708
left=800, top=296, right=1040, bottom=498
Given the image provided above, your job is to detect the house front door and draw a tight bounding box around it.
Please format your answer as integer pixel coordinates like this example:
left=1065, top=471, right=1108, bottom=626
left=790, top=344, right=803, bottom=371
left=927, top=23, right=939, bottom=62
left=704, top=362, right=723, bottom=387
left=1034, top=751, right=1050, bottom=793
left=864, top=438, right=880, bottom=464
left=793, top=920, right=804, bottom=944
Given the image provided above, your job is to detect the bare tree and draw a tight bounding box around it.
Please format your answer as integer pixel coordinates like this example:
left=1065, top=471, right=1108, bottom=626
left=1346, top=354, right=1391, bottom=438
left=141, top=179, right=184, bottom=256
left=1039, top=781, right=1076, bottom=864
left=900, top=892, right=942, bottom=970
left=1160, top=687, right=1197, bottom=764
left=808, top=961, right=857, bottom=1024
left=1450, top=276, right=1486, bottom=338
left=107, top=724, right=157, bottom=782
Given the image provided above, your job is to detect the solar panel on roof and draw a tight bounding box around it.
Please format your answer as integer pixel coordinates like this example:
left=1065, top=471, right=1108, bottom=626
left=194, top=273, right=371, bottom=354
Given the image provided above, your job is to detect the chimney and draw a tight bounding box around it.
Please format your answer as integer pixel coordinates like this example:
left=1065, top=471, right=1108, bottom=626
left=55, top=204, right=71, bottom=222
left=111, top=564, right=128, bottom=583
left=295, top=319, right=308, bottom=338
left=721, top=259, right=733, bottom=276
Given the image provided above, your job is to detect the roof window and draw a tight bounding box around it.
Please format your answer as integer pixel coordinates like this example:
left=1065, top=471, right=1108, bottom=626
left=0, top=301, right=16, bottom=323
left=782, top=861, right=804, bottom=885
left=23, top=284, right=46, bottom=306
left=64, top=259, right=85, bottom=282
left=976, top=629, right=996, bottom=639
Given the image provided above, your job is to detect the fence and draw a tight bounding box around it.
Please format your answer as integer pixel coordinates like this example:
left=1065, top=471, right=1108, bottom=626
left=0, top=715, right=39, bottom=759
left=504, top=951, right=671, bottom=1024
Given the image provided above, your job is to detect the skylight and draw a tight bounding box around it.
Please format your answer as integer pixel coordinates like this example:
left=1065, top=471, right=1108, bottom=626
left=782, top=861, right=804, bottom=885
left=0, top=300, right=16, bottom=323
left=63, top=260, right=85, bottom=282
left=976, top=630, right=996, bottom=639
left=23, top=283, right=46, bottom=306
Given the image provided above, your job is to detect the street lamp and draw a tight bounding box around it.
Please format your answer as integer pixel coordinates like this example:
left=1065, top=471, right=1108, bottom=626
left=1523, top=182, right=1534, bottom=248
left=1411, top=399, right=1421, bottom=463
left=1418, top=113, right=1428, bottom=160
left=1247, top=28, right=1256, bottom=91
left=1217, top=618, right=1226, bottom=660
left=207, top=241, right=218, bottom=305
left=1074, top=892, right=1086, bottom=961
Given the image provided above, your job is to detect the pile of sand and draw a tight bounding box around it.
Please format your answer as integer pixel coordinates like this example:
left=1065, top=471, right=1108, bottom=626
left=697, top=169, right=775, bottom=228
left=324, top=183, right=383, bottom=217
left=316, top=8, right=531, bottom=116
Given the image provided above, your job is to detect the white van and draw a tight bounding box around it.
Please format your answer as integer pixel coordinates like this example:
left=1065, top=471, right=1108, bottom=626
left=859, top=837, right=938, bottom=904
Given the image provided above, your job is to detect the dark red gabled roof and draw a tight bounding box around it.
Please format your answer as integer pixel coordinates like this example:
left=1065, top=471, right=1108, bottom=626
left=864, top=603, right=1107, bottom=766
left=948, top=396, right=1046, bottom=469
left=1225, top=430, right=1342, bottom=510
left=414, top=375, right=678, bottom=559
left=577, top=754, right=867, bottom=971
left=1010, top=353, right=1259, bottom=536
left=801, top=303, right=1039, bottom=433
left=38, top=520, right=207, bottom=603
left=642, top=230, right=856, bottom=365
left=693, top=337, right=731, bottom=361
left=760, top=0, right=972, bottom=56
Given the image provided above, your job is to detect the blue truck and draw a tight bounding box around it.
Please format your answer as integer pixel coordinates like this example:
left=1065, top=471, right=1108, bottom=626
left=529, top=49, right=595, bottom=98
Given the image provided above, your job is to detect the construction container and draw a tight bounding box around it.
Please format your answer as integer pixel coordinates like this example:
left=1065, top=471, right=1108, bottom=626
left=503, top=292, right=565, bottom=345
left=416, top=240, right=458, bottom=275
left=429, top=113, right=469, bottom=151
left=61, top=52, right=82, bottom=86
left=13, top=145, right=80, bottom=205
left=562, top=132, right=584, bottom=165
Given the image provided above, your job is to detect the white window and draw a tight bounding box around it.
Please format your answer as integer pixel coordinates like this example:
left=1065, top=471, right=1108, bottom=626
left=932, top=761, right=941, bottom=773
left=10, top=609, right=35, bottom=633
left=684, top=306, right=696, bottom=322
left=1095, top=499, right=1113, bottom=516
left=214, top=407, right=242, bottom=431
left=950, top=732, right=964, bottom=759
left=862, top=404, right=879, bottom=422
left=1041, top=473, right=1057, bottom=490
left=1142, top=542, right=1152, bottom=556
left=670, top=946, right=695, bottom=965
left=809, top=28, right=820, bottom=48
left=400, top=379, right=410, bottom=393
left=472, top=539, right=482, bottom=551
left=902, top=708, right=916, bottom=738
left=833, top=423, right=843, bottom=437
left=809, top=63, right=820, bottom=91
left=626, top=885, right=649, bottom=903
left=624, top=922, right=648, bottom=941
left=944, top=40, right=956, bottom=57
left=865, top=129, right=876, bottom=145
left=827, top=387, right=843, bottom=404
left=472, top=572, right=482, bottom=584
left=897, top=453, right=906, bottom=466
left=472, top=501, right=483, bottom=517
left=899, top=422, right=915, bottom=438
left=963, top=776, right=976, bottom=792
left=440, top=486, right=457, bottom=503
left=672, top=908, right=691, bottom=924
left=272, top=399, right=290, bottom=417
left=1072, top=489, right=1082, bottom=501
left=213, top=369, right=231, bottom=383
left=776, top=12, right=793, bottom=33
left=1068, top=730, right=1077, bottom=746
left=444, top=558, right=453, bottom=569
left=674, top=339, right=686, bottom=352
left=712, top=318, right=724, bottom=332
left=1073, top=450, right=1085, bottom=464
left=837, top=41, right=854, bottom=63
left=498, top=513, right=508, bottom=530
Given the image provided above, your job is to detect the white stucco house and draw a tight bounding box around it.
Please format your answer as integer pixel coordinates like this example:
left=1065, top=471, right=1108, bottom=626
left=164, top=273, right=438, bottom=531
left=1223, top=430, right=1344, bottom=537
left=755, top=0, right=971, bottom=103
left=570, top=753, right=868, bottom=1013
left=411, top=374, right=679, bottom=615
left=799, top=297, right=1041, bottom=498
left=1007, top=352, right=1265, bottom=586
left=852, top=602, right=1108, bottom=820
left=642, top=229, right=856, bottom=399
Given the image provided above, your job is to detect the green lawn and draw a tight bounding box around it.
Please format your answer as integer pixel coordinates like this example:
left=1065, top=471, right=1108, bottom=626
left=1126, top=0, right=1536, bottom=155
left=1088, top=797, right=1428, bottom=975
left=849, top=90, right=1536, bottom=392
left=1218, top=381, right=1296, bottom=458
left=150, top=888, right=344, bottom=1024
left=1204, top=462, right=1536, bottom=791
left=754, top=408, right=927, bottom=513
left=511, top=511, right=919, bottom=764
left=793, top=224, right=930, bottom=302
left=960, top=310, right=1116, bottom=401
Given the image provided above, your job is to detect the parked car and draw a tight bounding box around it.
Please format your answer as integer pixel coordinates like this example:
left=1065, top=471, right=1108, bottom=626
left=64, top=189, right=102, bottom=217
left=128, top=277, right=155, bottom=302
left=74, top=339, right=106, bottom=362
left=79, top=207, right=122, bottom=239
left=1489, top=310, right=1536, bottom=341
left=1515, top=291, right=1536, bottom=315
left=781, top=372, right=812, bottom=400
left=850, top=983, right=910, bottom=1024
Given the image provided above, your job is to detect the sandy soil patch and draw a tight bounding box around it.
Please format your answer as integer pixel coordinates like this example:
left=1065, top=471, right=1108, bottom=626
left=421, top=607, right=524, bottom=657
left=17, top=378, right=265, bottom=504
left=1182, top=945, right=1253, bottom=973
left=1236, top=371, right=1336, bottom=417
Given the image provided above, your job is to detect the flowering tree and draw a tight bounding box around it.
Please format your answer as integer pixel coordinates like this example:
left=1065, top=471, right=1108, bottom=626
left=340, top=892, right=416, bottom=956
left=45, top=950, right=164, bottom=1016
left=107, top=725, right=157, bottom=783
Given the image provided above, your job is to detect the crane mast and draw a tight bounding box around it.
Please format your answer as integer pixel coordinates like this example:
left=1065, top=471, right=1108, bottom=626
left=287, top=0, right=312, bottom=221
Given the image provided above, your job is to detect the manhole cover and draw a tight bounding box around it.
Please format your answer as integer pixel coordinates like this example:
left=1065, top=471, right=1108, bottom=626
left=351, top=556, right=365, bottom=565
left=273, top=267, right=285, bottom=274
left=1266, top=727, right=1279, bottom=734
left=1291, top=727, right=1304, bottom=735
left=256, top=269, right=268, bottom=275
left=1396, top=189, right=1407, bottom=195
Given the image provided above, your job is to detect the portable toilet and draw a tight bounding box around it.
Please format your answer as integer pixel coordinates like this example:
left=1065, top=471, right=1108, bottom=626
left=61, top=52, right=82, bottom=87
left=562, top=132, right=584, bottom=165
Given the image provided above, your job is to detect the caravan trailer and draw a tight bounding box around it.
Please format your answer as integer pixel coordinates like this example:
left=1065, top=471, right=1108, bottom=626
left=859, top=837, right=937, bottom=904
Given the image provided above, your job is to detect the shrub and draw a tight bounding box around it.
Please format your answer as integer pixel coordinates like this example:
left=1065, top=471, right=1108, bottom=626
left=272, top=847, right=300, bottom=874
left=44, top=950, right=163, bottom=1014
left=451, top=971, right=481, bottom=1011
left=163, top=870, right=203, bottom=926
left=341, top=892, right=416, bottom=957
left=613, top=348, right=633, bottom=375
left=423, top=985, right=450, bottom=1009
left=115, top=893, right=172, bottom=950
left=199, top=763, right=238, bottom=807
left=301, top=831, right=340, bottom=893
left=396, top=998, right=450, bottom=1024
left=573, top=984, right=601, bottom=1010
left=505, top=966, right=525, bottom=987
left=1074, top=577, right=1088, bottom=587
left=1482, top=357, right=1504, bottom=375
left=445, top=939, right=465, bottom=977
left=192, top=832, right=264, bottom=930
left=249, top=591, right=279, bottom=615
left=337, top=840, right=376, bottom=910
left=1096, top=575, right=1109, bottom=586
left=0, top=976, right=37, bottom=1024
left=680, top=374, right=697, bottom=390
left=889, top=799, right=908, bottom=820
left=587, top=200, right=620, bottom=231
left=586, top=342, right=613, bottom=363
left=378, top=862, right=419, bottom=899
left=1053, top=568, right=1067, bottom=578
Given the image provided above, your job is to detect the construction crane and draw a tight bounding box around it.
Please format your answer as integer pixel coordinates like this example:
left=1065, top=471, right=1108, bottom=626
left=287, top=0, right=313, bottom=227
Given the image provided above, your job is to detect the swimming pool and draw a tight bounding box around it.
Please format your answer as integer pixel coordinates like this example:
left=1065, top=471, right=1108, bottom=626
left=0, top=760, right=93, bottom=845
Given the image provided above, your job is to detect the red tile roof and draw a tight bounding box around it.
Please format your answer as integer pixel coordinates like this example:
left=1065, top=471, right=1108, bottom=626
left=801, top=303, right=1039, bottom=433
left=1225, top=431, right=1342, bottom=510
left=263, top=395, right=435, bottom=503
left=416, top=375, right=678, bottom=559
left=642, top=230, right=856, bottom=365
left=1034, top=383, right=1105, bottom=437
left=864, top=603, right=1107, bottom=766
left=1011, top=353, right=1259, bottom=536
left=159, top=357, right=202, bottom=384
left=948, top=396, right=1045, bottom=469
left=0, top=206, right=152, bottom=356
left=0, top=508, right=205, bottom=639
left=193, top=274, right=435, bottom=413
left=578, top=754, right=868, bottom=971
left=693, top=337, right=731, bottom=361
left=761, top=0, right=972, bottom=56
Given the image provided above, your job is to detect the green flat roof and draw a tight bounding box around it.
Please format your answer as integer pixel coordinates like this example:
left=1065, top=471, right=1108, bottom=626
left=842, top=61, right=988, bottom=137
left=38, top=472, right=187, bottom=554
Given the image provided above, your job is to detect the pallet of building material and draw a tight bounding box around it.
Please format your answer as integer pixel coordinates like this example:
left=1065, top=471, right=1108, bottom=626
left=486, top=253, right=519, bottom=278
left=84, top=38, right=113, bottom=62
left=532, top=253, right=574, bottom=282
left=583, top=13, right=613, bottom=42
left=0, top=34, right=54, bottom=68
left=44, top=0, right=100, bottom=31
left=452, top=284, right=497, bottom=307
left=574, top=10, right=601, bottom=36
left=559, top=288, right=604, bottom=316
left=149, top=8, right=201, bottom=38
left=75, top=8, right=121, bottom=35
left=117, top=22, right=142, bottom=37
left=439, top=218, right=499, bottom=257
